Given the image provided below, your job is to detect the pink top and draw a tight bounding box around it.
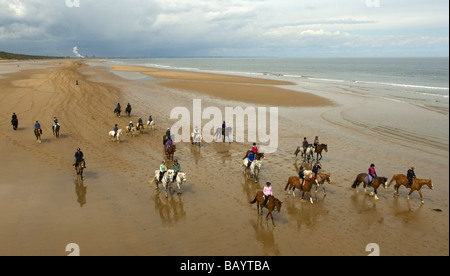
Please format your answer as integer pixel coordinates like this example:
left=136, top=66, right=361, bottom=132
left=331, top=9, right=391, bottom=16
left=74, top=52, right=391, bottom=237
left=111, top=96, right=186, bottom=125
left=252, top=146, right=258, bottom=153
left=368, top=167, right=376, bottom=176
left=263, top=186, right=273, bottom=196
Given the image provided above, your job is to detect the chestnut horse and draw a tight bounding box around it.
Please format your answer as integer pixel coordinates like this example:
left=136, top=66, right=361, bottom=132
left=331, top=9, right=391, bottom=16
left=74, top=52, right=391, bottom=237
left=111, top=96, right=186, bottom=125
left=166, top=145, right=176, bottom=160
left=315, top=172, right=331, bottom=195
left=76, top=162, right=84, bottom=180
left=250, top=191, right=282, bottom=225
left=243, top=151, right=265, bottom=160
left=388, top=174, right=434, bottom=204
left=351, top=173, right=388, bottom=200
left=315, top=144, right=328, bottom=161
left=284, top=176, right=317, bottom=204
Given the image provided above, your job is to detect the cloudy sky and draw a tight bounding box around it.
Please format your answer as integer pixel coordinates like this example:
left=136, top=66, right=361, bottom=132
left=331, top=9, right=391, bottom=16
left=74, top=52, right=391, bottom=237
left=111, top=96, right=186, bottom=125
left=0, top=0, right=448, bottom=57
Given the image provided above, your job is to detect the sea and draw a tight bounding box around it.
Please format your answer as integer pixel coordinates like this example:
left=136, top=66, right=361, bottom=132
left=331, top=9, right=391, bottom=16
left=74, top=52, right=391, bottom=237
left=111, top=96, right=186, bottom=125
left=104, top=57, right=449, bottom=113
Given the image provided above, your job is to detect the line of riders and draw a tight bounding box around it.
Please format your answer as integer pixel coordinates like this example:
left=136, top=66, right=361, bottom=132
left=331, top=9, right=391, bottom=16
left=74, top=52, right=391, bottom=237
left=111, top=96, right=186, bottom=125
left=11, top=113, right=61, bottom=135
left=365, top=163, right=417, bottom=189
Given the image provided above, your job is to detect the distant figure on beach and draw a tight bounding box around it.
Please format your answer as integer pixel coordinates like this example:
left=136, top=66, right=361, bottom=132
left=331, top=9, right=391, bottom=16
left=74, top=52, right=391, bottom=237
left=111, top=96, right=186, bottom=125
left=11, top=113, right=18, bottom=130
left=126, top=103, right=132, bottom=117
left=76, top=80, right=78, bottom=85
left=407, top=166, right=416, bottom=188
left=74, top=147, right=86, bottom=169
left=114, top=124, right=118, bottom=137
left=35, top=120, right=42, bottom=134
left=222, top=121, right=226, bottom=142
left=313, top=136, right=319, bottom=150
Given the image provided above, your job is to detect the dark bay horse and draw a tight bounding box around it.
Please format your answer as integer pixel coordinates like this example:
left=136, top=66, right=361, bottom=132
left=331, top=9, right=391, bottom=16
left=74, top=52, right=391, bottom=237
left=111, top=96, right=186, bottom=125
left=11, top=118, right=18, bottom=130
left=52, top=124, right=60, bottom=138
left=166, top=145, right=176, bottom=160
left=250, top=191, right=282, bottom=225
left=388, top=174, right=433, bottom=204
left=243, top=151, right=265, bottom=160
left=315, top=144, right=328, bottom=161
left=114, top=107, right=121, bottom=117
left=285, top=176, right=317, bottom=204
left=125, top=105, right=132, bottom=117
left=352, top=173, right=388, bottom=200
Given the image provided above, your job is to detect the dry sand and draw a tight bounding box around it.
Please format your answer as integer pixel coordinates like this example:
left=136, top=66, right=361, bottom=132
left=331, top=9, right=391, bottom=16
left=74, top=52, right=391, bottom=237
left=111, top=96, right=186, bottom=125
left=0, top=60, right=448, bottom=256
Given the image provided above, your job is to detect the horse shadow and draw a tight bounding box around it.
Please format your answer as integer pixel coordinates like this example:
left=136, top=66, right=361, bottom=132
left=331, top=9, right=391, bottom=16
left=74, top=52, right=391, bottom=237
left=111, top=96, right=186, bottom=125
left=151, top=193, right=187, bottom=227
left=74, top=179, right=87, bottom=207
left=248, top=217, right=281, bottom=255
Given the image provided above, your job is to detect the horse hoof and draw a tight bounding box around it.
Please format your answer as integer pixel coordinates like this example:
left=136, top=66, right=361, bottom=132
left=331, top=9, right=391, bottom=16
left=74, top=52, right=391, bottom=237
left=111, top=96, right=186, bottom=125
left=421, top=201, right=425, bottom=204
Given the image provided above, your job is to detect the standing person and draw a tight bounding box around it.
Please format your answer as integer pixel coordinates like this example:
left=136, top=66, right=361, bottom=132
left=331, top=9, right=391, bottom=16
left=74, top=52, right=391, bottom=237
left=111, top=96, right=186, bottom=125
left=406, top=166, right=416, bottom=188
left=159, top=161, right=167, bottom=183
left=74, top=148, right=86, bottom=168
left=173, top=159, right=181, bottom=182
left=262, top=182, right=273, bottom=207
left=222, top=121, right=226, bottom=142
left=312, top=161, right=322, bottom=179
left=367, top=164, right=377, bottom=186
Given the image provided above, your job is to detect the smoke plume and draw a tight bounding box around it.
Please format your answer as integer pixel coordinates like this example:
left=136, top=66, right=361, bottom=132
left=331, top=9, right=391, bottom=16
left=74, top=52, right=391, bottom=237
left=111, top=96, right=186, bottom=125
left=73, top=46, right=84, bottom=58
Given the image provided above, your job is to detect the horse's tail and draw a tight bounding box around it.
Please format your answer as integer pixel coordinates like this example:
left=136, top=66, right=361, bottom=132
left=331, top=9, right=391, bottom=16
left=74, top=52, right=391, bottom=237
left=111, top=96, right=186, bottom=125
left=387, top=175, right=396, bottom=187
left=294, top=147, right=300, bottom=156
left=351, top=178, right=359, bottom=189
left=285, top=179, right=291, bottom=191
left=250, top=195, right=258, bottom=204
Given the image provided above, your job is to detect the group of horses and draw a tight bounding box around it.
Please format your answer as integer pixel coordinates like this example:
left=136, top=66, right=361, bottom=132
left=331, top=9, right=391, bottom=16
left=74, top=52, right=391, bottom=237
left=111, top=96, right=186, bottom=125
left=352, top=173, right=434, bottom=204
left=152, top=169, right=187, bottom=198
left=108, top=120, right=156, bottom=143
left=32, top=123, right=61, bottom=144
left=294, top=144, right=328, bottom=162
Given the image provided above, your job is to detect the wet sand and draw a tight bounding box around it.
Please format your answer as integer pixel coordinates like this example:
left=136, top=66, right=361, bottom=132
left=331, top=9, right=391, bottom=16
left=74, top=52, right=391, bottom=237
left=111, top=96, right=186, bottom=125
left=0, top=60, right=448, bottom=256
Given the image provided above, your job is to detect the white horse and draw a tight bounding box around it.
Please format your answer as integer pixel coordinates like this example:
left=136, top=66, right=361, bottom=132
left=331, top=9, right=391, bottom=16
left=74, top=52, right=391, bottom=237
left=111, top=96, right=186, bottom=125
left=172, top=171, right=187, bottom=195
left=243, top=159, right=262, bottom=181
left=126, top=125, right=136, bottom=137
left=295, top=145, right=315, bottom=162
left=109, top=129, right=122, bottom=143
left=191, top=133, right=202, bottom=146
left=154, top=170, right=174, bottom=198
left=147, top=120, right=156, bottom=130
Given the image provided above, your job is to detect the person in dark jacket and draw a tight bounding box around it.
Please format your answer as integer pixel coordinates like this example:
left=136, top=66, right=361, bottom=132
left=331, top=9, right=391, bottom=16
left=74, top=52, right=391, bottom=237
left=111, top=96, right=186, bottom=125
left=74, top=148, right=86, bottom=168
left=407, top=166, right=416, bottom=188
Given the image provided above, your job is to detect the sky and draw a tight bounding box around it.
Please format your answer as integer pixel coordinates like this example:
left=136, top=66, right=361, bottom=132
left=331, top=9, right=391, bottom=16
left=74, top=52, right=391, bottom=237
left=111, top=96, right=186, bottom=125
left=0, top=0, right=448, bottom=58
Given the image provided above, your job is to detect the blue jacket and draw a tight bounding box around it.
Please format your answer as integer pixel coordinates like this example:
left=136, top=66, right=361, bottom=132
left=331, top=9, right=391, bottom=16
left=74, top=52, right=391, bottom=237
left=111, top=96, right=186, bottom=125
left=248, top=153, right=255, bottom=162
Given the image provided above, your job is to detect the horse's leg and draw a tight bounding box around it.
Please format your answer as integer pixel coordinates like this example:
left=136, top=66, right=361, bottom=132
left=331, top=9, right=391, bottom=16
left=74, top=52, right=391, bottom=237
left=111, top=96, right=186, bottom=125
left=418, top=190, right=424, bottom=204
left=309, top=192, right=314, bottom=204
left=407, top=188, right=414, bottom=200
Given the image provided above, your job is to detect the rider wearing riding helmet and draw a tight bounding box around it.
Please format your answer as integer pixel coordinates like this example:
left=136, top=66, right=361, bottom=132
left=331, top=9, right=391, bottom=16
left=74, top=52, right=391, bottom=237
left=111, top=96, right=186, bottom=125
left=247, top=151, right=255, bottom=169
left=173, top=159, right=181, bottom=182
left=159, top=160, right=167, bottom=182
left=74, top=148, right=86, bottom=168
left=299, top=166, right=305, bottom=189
left=262, top=182, right=273, bottom=207
left=137, top=118, right=143, bottom=129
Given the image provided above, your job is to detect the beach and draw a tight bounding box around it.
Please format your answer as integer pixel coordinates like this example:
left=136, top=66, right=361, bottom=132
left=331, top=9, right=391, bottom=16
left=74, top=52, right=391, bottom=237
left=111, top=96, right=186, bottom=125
left=0, top=59, right=448, bottom=256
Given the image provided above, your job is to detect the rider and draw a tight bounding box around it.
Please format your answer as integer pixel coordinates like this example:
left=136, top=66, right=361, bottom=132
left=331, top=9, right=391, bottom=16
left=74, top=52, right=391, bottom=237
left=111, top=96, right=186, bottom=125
left=116, top=103, right=121, bottom=112
left=34, top=120, right=42, bottom=134
left=166, top=128, right=171, bottom=140
left=74, top=148, right=86, bottom=168
left=406, top=165, right=416, bottom=188
left=148, top=115, right=153, bottom=125
left=247, top=151, right=255, bottom=169
left=52, top=117, right=60, bottom=132
left=299, top=165, right=305, bottom=189
left=193, top=126, right=200, bottom=141
left=12, top=113, right=17, bottom=122
left=312, top=161, right=322, bottom=180
left=126, top=103, right=132, bottom=111
left=367, top=164, right=377, bottom=186
left=313, top=136, right=319, bottom=150
left=251, top=143, right=258, bottom=154
left=262, top=182, right=273, bottom=208
left=302, top=137, right=309, bottom=155
left=114, top=124, right=119, bottom=137
left=166, top=138, right=173, bottom=153
left=137, top=118, right=143, bottom=130
left=159, top=160, right=167, bottom=183
left=128, top=121, right=134, bottom=131
left=173, top=159, right=181, bottom=182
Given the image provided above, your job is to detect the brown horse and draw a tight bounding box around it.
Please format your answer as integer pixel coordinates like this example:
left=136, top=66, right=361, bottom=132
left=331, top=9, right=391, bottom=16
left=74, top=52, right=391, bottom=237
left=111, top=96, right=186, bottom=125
left=351, top=173, right=388, bottom=200
left=250, top=191, right=282, bottom=225
left=284, top=176, right=317, bottom=204
left=315, top=144, right=328, bottom=161
left=76, top=162, right=84, bottom=180
left=243, top=150, right=265, bottom=160
left=34, top=128, right=42, bottom=143
left=166, top=145, right=176, bottom=160
left=388, top=174, right=433, bottom=204
left=136, top=124, right=145, bottom=135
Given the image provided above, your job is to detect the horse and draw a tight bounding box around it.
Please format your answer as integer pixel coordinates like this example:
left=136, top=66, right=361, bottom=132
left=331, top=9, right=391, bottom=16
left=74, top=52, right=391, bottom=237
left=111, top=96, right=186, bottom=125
left=242, top=159, right=262, bottom=181
left=284, top=176, right=317, bottom=204
left=11, top=118, right=18, bottom=130
left=125, top=105, right=132, bottom=117
left=125, top=126, right=136, bottom=137
left=351, top=173, right=388, bottom=200
left=388, top=174, right=434, bottom=204
left=295, top=145, right=314, bottom=162
left=191, top=133, right=202, bottom=146
left=214, top=126, right=232, bottom=143
left=52, top=123, right=60, bottom=138
left=34, top=128, right=42, bottom=143
left=315, top=144, right=328, bottom=161
left=114, top=107, right=121, bottom=117
left=147, top=120, right=155, bottom=130
left=315, top=172, right=331, bottom=195
left=172, top=171, right=187, bottom=195
left=109, top=129, right=122, bottom=143
left=243, top=151, right=265, bottom=160
left=250, top=191, right=283, bottom=226
left=166, top=145, right=176, bottom=160
left=153, top=170, right=174, bottom=198
left=75, top=162, right=84, bottom=180
left=136, top=124, right=145, bottom=135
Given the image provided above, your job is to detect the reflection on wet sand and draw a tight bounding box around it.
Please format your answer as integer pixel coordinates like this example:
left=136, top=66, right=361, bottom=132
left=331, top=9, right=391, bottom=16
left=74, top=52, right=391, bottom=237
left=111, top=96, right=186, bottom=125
left=75, top=179, right=87, bottom=207
left=249, top=217, right=281, bottom=256
left=152, top=193, right=186, bottom=227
